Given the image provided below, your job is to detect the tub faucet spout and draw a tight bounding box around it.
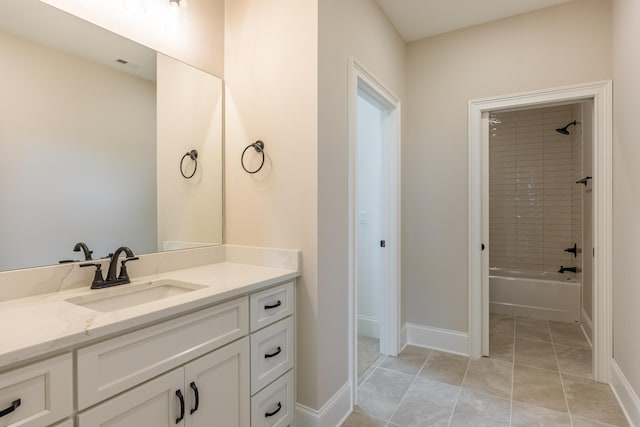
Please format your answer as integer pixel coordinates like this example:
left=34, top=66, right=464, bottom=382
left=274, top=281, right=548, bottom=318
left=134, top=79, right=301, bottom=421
left=558, top=266, right=580, bottom=274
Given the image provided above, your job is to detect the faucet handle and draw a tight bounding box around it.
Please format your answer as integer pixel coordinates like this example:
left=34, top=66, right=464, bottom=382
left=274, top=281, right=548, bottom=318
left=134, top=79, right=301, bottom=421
left=80, top=263, right=106, bottom=288
left=117, top=257, right=139, bottom=280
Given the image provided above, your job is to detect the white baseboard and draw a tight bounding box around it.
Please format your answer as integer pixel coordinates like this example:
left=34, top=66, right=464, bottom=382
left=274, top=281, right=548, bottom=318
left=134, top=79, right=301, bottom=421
left=580, top=307, right=593, bottom=348
left=609, top=359, right=640, bottom=427
left=400, top=323, right=408, bottom=352
left=357, top=316, right=380, bottom=339
left=296, top=381, right=352, bottom=427
left=405, top=323, right=469, bottom=356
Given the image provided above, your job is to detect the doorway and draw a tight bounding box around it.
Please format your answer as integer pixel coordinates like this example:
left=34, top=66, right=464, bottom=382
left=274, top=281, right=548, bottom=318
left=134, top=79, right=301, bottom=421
left=468, top=81, right=612, bottom=383
left=348, top=58, right=401, bottom=401
left=485, top=102, right=595, bottom=378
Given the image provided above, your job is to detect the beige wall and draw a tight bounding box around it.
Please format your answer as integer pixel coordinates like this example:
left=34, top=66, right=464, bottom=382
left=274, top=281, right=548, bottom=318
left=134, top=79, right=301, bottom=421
left=40, top=0, right=224, bottom=77
left=318, top=0, right=405, bottom=404
left=0, top=29, right=156, bottom=269
left=156, top=53, right=223, bottom=250
left=612, top=0, right=640, bottom=399
left=223, top=0, right=320, bottom=408
left=404, top=0, right=611, bottom=331
left=224, top=0, right=404, bottom=410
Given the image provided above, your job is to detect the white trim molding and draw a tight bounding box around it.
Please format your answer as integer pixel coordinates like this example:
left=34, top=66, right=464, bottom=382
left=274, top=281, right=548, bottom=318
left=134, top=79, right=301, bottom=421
left=467, top=81, right=613, bottom=383
left=348, top=56, right=402, bottom=406
left=580, top=307, right=593, bottom=348
left=609, top=359, right=640, bottom=427
left=405, top=323, right=469, bottom=356
left=296, top=382, right=352, bottom=427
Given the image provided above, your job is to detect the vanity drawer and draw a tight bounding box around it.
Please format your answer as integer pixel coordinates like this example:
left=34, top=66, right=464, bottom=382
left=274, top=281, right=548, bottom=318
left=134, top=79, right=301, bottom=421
left=0, top=353, right=72, bottom=427
left=251, top=370, right=294, bottom=427
left=250, top=282, right=294, bottom=332
left=77, top=297, right=248, bottom=409
left=250, top=317, right=294, bottom=394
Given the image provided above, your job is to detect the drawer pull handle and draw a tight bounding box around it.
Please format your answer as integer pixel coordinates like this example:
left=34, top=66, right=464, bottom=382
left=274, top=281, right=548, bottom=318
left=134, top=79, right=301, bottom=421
left=189, top=382, right=200, bottom=414
left=264, top=300, right=282, bottom=310
left=175, top=390, right=185, bottom=423
left=265, top=346, right=282, bottom=359
left=265, top=402, right=282, bottom=418
left=0, top=399, right=20, bottom=418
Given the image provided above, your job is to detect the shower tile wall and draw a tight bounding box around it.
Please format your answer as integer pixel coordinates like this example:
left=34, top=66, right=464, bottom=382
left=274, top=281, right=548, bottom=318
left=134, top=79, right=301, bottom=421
left=571, top=104, right=584, bottom=281
left=489, top=105, right=583, bottom=273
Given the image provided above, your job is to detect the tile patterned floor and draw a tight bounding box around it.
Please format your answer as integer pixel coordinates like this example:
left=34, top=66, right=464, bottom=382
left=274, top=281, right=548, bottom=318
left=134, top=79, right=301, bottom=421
left=343, top=314, right=629, bottom=427
left=359, top=335, right=383, bottom=382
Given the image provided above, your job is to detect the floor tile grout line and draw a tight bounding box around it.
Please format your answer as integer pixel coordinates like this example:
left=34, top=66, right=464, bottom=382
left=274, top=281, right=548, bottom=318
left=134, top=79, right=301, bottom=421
left=358, top=353, right=387, bottom=387
left=384, top=349, right=433, bottom=426
left=549, top=319, right=575, bottom=426
left=446, top=356, right=471, bottom=427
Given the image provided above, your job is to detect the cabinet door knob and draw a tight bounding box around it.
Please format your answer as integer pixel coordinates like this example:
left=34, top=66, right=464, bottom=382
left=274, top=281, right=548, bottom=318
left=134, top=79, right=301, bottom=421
left=265, top=402, right=282, bottom=418
left=0, top=399, right=20, bottom=418
left=175, top=390, right=185, bottom=423
left=189, top=382, right=200, bottom=414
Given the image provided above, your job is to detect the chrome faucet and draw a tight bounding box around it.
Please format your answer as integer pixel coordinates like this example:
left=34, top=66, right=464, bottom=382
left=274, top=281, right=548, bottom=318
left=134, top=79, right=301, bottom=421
left=81, top=246, right=139, bottom=289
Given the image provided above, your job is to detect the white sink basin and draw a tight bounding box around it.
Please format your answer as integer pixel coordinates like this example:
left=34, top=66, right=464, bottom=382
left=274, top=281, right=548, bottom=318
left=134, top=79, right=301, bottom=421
left=66, top=280, right=205, bottom=312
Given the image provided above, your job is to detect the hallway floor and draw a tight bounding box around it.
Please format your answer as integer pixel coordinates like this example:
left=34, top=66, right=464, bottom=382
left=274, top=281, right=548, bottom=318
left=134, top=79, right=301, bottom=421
left=343, top=314, right=628, bottom=426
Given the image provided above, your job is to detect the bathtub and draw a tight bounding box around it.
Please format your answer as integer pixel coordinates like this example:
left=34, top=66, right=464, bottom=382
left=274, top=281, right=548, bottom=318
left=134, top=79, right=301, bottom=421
left=489, top=268, right=580, bottom=322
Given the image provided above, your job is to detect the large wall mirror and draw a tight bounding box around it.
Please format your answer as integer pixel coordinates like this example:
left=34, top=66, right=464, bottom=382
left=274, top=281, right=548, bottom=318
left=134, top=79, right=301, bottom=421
left=0, top=0, right=223, bottom=271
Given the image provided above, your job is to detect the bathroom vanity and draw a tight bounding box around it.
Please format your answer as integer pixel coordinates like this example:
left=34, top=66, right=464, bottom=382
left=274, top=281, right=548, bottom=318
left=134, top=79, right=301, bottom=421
left=0, top=245, right=299, bottom=427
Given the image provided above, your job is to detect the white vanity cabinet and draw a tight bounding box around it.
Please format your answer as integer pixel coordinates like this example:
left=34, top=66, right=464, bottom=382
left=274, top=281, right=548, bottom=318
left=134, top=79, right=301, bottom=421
left=76, top=298, right=249, bottom=410
left=0, top=277, right=296, bottom=427
left=77, top=338, right=250, bottom=427
left=249, top=282, right=295, bottom=427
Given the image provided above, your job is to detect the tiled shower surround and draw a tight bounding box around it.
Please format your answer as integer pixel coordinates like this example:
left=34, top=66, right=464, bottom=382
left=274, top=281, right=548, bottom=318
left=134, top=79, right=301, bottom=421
left=489, top=104, right=583, bottom=274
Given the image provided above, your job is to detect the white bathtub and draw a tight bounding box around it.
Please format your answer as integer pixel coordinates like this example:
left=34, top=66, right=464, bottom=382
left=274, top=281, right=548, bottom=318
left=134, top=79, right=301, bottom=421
left=489, top=268, right=580, bottom=322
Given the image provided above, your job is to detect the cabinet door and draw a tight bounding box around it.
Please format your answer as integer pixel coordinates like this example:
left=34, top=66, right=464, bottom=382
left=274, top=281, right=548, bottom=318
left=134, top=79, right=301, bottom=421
left=77, top=369, right=184, bottom=427
left=185, top=338, right=250, bottom=427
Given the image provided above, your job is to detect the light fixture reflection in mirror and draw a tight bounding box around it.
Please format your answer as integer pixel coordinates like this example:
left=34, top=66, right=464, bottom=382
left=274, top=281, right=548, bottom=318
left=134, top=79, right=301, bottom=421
left=166, top=0, right=188, bottom=33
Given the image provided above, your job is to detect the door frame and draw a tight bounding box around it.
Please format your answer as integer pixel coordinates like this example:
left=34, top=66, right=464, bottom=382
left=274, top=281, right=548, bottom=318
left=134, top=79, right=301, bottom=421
left=348, top=57, right=401, bottom=403
left=468, top=80, right=612, bottom=382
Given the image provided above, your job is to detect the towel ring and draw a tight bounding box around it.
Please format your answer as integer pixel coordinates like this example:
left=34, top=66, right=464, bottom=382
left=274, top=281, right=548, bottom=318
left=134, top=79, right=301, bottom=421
left=180, top=149, right=198, bottom=179
left=241, top=140, right=265, bottom=174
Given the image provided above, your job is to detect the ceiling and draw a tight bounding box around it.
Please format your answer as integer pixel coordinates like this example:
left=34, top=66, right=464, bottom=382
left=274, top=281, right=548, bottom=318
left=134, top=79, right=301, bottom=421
left=376, top=0, right=572, bottom=42
left=0, top=0, right=156, bottom=81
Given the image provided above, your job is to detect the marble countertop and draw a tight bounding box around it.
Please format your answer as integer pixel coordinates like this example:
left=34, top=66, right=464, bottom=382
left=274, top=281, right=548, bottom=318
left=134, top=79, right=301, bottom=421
left=0, top=261, right=299, bottom=369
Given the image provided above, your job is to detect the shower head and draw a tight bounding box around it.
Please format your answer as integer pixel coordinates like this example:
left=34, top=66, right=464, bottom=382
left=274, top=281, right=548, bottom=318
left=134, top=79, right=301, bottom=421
left=556, top=120, right=577, bottom=135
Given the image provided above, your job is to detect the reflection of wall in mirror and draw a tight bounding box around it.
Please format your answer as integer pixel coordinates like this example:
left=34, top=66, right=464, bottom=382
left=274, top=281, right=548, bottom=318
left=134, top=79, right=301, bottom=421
left=0, top=29, right=157, bottom=271
left=156, top=53, right=223, bottom=250
left=39, top=0, right=224, bottom=77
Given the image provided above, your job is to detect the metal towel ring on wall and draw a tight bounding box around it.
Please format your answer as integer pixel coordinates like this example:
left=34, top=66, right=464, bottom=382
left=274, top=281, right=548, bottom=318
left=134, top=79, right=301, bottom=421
left=241, top=140, right=265, bottom=174
left=180, top=149, right=198, bottom=179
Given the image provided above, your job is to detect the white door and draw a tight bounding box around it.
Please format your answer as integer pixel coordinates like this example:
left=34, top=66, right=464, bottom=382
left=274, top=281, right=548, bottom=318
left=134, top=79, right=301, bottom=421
left=185, top=338, right=250, bottom=427
left=77, top=368, right=184, bottom=427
